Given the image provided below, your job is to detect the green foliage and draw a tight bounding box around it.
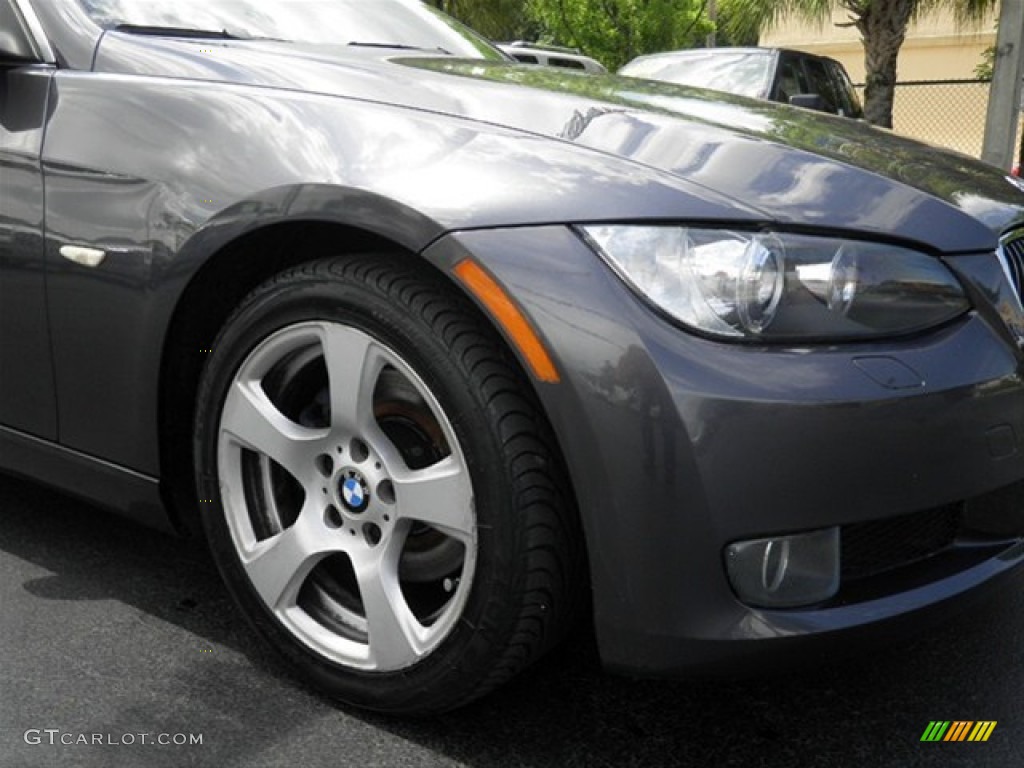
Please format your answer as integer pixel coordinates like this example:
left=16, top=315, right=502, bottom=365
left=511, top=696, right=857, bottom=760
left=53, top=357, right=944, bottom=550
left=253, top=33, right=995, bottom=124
left=713, top=8, right=761, bottom=47
left=524, top=0, right=714, bottom=71
left=975, top=45, right=994, bottom=81
left=973, top=22, right=998, bottom=81
left=716, top=0, right=833, bottom=45
left=424, top=0, right=536, bottom=41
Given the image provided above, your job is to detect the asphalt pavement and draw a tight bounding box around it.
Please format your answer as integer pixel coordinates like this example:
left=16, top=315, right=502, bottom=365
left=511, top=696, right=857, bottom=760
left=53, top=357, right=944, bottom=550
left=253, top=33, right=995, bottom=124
left=2, top=471, right=1024, bottom=768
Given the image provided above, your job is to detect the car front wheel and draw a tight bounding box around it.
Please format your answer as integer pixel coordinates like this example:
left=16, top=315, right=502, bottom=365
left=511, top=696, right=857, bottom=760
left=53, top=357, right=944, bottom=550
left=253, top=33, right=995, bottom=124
left=194, top=254, right=583, bottom=714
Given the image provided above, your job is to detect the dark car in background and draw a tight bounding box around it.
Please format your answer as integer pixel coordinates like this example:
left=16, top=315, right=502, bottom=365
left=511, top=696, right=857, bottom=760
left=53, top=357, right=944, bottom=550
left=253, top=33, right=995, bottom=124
left=3, top=0, right=1024, bottom=717
left=620, top=46, right=864, bottom=117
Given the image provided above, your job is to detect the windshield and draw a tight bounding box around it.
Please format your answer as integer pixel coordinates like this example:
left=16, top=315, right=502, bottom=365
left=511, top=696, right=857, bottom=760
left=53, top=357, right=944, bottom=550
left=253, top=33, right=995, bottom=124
left=620, top=51, right=773, bottom=99
left=77, top=0, right=503, bottom=58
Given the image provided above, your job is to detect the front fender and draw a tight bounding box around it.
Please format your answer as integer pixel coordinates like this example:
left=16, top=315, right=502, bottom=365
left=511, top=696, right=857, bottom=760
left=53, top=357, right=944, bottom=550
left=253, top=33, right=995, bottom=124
left=173, top=183, right=447, bottom=277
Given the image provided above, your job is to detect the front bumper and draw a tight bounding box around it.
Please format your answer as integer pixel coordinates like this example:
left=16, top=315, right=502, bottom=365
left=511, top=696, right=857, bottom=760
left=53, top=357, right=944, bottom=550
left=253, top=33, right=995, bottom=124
left=425, top=225, right=1024, bottom=676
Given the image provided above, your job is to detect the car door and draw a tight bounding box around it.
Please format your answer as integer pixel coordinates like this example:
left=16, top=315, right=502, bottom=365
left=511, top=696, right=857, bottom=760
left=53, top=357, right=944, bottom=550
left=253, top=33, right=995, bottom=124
left=0, top=0, right=57, bottom=438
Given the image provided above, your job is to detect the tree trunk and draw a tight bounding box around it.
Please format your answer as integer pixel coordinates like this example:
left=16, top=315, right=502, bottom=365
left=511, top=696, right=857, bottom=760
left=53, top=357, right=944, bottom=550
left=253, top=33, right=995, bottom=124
left=854, top=0, right=915, bottom=128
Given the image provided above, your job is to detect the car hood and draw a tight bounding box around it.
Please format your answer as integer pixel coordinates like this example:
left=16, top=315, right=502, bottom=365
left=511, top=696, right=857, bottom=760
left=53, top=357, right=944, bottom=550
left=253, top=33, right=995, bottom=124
left=94, top=35, right=1024, bottom=251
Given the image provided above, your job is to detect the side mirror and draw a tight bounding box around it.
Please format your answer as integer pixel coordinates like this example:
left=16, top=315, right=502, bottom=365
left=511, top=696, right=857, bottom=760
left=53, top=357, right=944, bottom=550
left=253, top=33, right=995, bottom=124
left=789, top=93, right=828, bottom=113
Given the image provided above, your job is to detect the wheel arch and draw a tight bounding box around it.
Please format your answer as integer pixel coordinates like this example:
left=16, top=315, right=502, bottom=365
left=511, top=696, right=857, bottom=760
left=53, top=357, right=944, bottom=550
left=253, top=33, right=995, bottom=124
left=158, top=185, right=448, bottom=535
left=156, top=187, right=580, bottom=546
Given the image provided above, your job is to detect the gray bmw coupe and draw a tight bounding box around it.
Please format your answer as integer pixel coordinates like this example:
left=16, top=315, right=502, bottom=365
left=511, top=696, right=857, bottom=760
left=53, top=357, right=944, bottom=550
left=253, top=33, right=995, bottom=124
left=3, top=0, right=1024, bottom=715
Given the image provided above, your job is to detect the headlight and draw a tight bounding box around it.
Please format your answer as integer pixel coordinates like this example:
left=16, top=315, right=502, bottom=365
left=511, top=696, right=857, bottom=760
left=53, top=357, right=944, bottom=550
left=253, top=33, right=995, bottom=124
left=579, top=226, right=970, bottom=340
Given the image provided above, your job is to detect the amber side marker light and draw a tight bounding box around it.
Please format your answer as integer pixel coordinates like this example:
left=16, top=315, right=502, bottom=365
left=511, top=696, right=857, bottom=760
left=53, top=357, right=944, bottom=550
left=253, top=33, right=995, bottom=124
left=453, top=259, right=560, bottom=384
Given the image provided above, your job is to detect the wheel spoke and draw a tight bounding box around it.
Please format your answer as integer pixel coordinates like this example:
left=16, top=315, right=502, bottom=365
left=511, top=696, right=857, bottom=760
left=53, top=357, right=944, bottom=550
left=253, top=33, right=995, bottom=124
left=216, top=317, right=483, bottom=678
left=392, top=456, right=474, bottom=542
left=221, top=379, right=324, bottom=481
left=319, top=324, right=383, bottom=435
left=243, top=500, right=336, bottom=610
left=352, top=538, right=423, bottom=669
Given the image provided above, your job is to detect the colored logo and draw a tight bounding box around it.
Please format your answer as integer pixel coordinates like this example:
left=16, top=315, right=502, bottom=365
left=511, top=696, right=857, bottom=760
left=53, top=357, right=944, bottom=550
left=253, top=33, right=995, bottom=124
left=340, top=471, right=370, bottom=513
left=921, top=721, right=996, bottom=742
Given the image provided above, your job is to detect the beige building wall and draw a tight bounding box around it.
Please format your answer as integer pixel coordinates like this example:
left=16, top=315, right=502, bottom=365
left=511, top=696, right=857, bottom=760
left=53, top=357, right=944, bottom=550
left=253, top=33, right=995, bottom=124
left=760, top=8, right=998, bottom=82
left=761, top=7, right=1000, bottom=156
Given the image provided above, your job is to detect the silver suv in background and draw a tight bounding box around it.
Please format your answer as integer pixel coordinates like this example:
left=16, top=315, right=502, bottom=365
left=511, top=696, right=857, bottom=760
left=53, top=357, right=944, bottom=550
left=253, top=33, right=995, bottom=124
left=620, top=47, right=863, bottom=118
left=498, top=41, right=607, bottom=73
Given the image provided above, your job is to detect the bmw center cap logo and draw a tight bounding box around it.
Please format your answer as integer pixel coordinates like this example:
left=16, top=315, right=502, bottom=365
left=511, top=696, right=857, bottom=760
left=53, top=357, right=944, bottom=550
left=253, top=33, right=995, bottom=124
left=340, top=470, right=371, bottom=513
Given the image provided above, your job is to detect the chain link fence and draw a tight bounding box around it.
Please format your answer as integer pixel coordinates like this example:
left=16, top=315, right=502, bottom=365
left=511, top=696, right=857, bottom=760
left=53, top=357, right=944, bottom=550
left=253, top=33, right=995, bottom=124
left=855, top=79, right=1024, bottom=164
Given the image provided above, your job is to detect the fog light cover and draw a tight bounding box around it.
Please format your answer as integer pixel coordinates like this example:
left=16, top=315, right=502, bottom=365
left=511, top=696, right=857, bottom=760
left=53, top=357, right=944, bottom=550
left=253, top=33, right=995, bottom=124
left=725, top=528, right=840, bottom=608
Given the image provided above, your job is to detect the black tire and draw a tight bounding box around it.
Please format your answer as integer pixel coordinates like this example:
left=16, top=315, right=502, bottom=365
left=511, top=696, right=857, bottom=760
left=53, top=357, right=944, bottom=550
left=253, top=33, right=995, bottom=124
left=194, top=253, right=584, bottom=714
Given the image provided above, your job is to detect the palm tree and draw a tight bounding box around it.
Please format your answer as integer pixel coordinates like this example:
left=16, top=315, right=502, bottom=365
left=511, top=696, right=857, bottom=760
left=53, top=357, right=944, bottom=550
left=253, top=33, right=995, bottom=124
left=719, top=0, right=996, bottom=127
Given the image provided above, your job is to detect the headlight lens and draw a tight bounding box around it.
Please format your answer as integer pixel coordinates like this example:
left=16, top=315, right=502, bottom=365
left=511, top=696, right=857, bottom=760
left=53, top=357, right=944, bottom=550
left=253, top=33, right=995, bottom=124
left=580, top=226, right=969, bottom=340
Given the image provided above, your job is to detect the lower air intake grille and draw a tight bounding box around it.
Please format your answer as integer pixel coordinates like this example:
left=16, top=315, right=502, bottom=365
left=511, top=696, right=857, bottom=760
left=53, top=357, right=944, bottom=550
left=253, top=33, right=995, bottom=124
left=840, top=504, right=961, bottom=583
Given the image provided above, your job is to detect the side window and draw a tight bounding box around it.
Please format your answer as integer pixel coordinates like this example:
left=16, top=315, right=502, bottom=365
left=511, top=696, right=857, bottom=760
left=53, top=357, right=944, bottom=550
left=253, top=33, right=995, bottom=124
left=775, top=56, right=810, bottom=104
left=802, top=58, right=842, bottom=114
left=549, top=57, right=585, bottom=70
left=827, top=61, right=863, bottom=118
